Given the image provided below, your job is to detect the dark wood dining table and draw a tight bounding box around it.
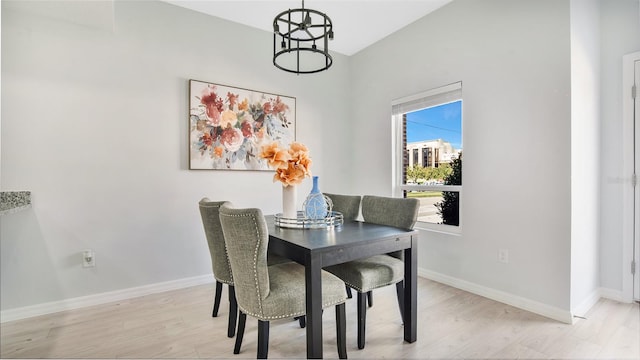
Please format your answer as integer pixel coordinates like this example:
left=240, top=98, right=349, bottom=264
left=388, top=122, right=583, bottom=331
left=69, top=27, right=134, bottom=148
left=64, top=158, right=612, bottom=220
left=266, top=215, right=419, bottom=359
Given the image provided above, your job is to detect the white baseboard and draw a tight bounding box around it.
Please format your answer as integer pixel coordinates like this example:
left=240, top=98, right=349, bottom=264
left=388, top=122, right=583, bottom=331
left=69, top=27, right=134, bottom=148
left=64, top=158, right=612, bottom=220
left=571, top=288, right=601, bottom=320
left=0, top=275, right=214, bottom=324
left=571, top=288, right=630, bottom=320
left=3, top=271, right=622, bottom=325
left=418, top=268, right=574, bottom=324
left=599, top=287, right=625, bottom=302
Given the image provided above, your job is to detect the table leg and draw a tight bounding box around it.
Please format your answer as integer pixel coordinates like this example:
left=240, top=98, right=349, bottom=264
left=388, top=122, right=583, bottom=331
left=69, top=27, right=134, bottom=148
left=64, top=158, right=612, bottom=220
left=403, top=235, right=417, bottom=343
left=305, top=254, right=323, bottom=358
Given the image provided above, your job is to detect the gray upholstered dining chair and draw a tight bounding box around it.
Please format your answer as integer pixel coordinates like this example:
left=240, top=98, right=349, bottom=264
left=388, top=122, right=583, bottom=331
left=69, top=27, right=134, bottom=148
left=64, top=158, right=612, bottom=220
left=325, top=195, right=420, bottom=349
left=324, top=193, right=366, bottom=299
left=199, top=198, right=305, bottom=342
left=219, top=204, right=348, bottom=359
left=324, top=193, right=361, bottom=221
left=198, top=198, right=238, bottom=338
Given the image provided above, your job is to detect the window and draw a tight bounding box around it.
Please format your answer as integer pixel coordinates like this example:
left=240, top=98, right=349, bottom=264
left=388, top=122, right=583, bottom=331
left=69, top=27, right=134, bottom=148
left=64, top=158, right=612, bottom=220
left=423, top=148, right=431, bottom=167
left=392, top=82, right=462, bottom=230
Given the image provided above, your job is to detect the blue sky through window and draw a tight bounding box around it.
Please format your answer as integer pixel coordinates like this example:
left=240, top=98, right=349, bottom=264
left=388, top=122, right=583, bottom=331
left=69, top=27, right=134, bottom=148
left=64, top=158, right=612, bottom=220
left=406, top=100, right=462, bottom=149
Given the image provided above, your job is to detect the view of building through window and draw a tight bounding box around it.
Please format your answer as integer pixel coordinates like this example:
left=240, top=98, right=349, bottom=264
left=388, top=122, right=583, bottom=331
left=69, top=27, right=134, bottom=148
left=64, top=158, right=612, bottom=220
left=403, top=100, right=462, bottom=225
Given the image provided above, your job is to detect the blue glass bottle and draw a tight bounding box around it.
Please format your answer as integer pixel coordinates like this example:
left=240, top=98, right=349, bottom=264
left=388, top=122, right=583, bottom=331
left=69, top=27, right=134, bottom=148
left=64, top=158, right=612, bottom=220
left=304, top=176, right=328, bottom=219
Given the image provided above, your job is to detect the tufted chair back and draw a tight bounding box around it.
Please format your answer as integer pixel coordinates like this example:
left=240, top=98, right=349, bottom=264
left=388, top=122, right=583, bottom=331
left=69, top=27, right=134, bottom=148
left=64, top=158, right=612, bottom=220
left=218, top=205, right=271, bottom=318
left=324, top=193, right=361, bottom=221
left=361, top=195, right=419, bottom=230
left=199, top=198, right=233, bottom=284
left=361, top=195, right=420, bottom=259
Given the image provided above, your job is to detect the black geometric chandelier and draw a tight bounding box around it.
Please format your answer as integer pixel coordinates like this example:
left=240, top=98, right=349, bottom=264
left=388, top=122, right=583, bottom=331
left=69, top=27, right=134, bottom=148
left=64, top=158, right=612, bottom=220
left=273, top=0, right=334, bottom=74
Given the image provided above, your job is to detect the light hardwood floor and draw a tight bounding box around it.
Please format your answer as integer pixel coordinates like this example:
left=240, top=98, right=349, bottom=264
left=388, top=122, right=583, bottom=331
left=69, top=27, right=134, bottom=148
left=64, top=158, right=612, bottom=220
left=1, top=277, right=638, bottom=359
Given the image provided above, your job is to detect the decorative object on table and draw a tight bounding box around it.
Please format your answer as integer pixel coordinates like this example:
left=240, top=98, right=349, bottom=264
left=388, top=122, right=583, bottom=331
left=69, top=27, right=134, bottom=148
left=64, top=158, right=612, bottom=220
left=281, top=184, right=297, bottom=219
left=303, top=176, right=329, bottom=219
left=189, top=79, right=296, bottom=170
left=273, top=0, right=334, bottom=74
left=260, top=141, right=312, bottom=219
left=274, top=210, right=343, bottom=229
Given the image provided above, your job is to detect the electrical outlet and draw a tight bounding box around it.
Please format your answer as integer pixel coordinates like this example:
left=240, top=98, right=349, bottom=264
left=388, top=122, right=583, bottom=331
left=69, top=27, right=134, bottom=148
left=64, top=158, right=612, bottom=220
left=498, top=249, right=509, bottom=264
left=82, top=249, right=95, bottom=268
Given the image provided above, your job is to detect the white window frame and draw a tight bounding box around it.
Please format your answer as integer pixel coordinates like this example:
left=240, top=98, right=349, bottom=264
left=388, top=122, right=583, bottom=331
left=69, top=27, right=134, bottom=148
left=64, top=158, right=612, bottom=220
left=391, top=82, right=463, bottom=234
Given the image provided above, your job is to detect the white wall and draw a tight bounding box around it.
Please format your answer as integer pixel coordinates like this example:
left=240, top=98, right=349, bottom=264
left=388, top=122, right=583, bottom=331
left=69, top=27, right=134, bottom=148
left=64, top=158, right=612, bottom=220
left=0, top=3, right=2, bottom=189
left=599, top=0, right=640, bottom=296
left=0, top=0, right=352, bottom=311
left=350, top=0, right=574, bottom=314
left=2, top=0, right=637, bottom=322
left=570, top=0, right=601, bottom=313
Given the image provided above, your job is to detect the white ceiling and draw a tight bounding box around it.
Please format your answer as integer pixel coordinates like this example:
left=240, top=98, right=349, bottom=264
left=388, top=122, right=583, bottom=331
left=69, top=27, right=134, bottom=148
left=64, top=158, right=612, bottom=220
left=163, top=0, right=453, bottom=56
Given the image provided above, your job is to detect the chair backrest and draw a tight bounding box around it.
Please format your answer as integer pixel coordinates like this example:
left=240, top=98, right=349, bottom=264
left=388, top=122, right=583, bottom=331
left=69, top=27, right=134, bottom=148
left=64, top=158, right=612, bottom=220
left=199, top=198, right=233, bottom=284
left=324, top=193, right=361, bottom=221
left=219, top=204, right=271, bottom=318
left=361, top=195, right=420, bottom=230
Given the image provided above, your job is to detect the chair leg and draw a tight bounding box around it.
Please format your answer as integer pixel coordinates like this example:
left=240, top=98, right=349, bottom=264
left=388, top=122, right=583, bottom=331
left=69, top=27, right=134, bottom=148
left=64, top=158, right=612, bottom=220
left=357, top=292, right=367, bottom=349
left=345, top=285, right=352, bottom=299
left=257, top=320, right=270, bottom=359
left=228, top=285, right=237, bottom=338
left=212, top=281, right=223, bottom=317
left=367, top=290, right=373, bottom=308
left=234, top=311, right=246, bottom=354
left=395, top=281, right=405, bottom=324
left=335, top=303, right=347, bottom=359
left=295, top=315, right=306, bottom=328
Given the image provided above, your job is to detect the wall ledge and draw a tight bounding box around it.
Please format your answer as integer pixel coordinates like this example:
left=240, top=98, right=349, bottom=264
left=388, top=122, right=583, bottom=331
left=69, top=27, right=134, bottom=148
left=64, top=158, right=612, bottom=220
left=0, top=191, right=32, bottom=215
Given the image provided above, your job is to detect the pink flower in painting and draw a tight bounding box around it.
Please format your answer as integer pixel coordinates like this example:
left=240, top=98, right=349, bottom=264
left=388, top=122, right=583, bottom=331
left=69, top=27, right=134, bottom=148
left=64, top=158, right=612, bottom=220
left=201, top=86, right=224, bottom=125
left=241, top=121, right=253, bottom=138
left=227, top=92, right=239, bottom=109
left=220, top=127, right=244, bottom=152
left=263, top=101, right=273, bottom=115
left=207, top=108, right=221, bottom=125
left=201, top=132, right=213, bottom=147
left=272, top=96, right=289, bottom=114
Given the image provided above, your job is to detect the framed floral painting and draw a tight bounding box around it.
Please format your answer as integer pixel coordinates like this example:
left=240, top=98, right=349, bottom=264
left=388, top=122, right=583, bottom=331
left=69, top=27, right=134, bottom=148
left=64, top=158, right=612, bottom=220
left=189, top=79, right=296, bottom=170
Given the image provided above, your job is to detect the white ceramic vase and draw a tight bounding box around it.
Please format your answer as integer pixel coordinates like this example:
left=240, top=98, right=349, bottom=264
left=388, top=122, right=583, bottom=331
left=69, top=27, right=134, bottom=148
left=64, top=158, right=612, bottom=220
left=282, top=185, right=297, bottom=219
